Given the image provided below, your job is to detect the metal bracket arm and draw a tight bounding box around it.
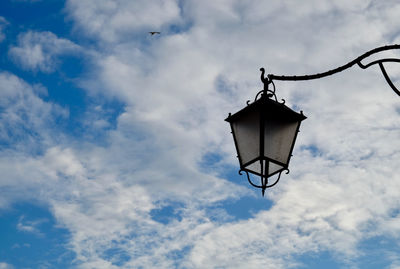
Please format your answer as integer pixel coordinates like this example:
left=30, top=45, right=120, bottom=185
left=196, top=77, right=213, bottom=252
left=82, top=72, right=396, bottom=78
left=263, top=44, right=400, bottom=96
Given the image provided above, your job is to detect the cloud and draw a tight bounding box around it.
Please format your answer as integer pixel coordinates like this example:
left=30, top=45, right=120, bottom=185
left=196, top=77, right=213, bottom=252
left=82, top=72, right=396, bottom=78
left=0, top=263, right=14, bottom=269
left=65, top=0, right=400, bottom=266
left=66, top=0, right=181, bottom=43
left=0, top=17, right=8, bottom=42
left=0, top=68, right=245, bottom=266
left=2, top=0, right=400, bottom=268
left=16, top=215, right=47, bottom=236
left=9, top=31, right=81, bottom=73
left=11, top=243, right=31, bottom=249
left=22, top=0, right=396, bottom=266
left=0, top=72, right=68, bottom=208
left=0, top=72, right=67, bottom=152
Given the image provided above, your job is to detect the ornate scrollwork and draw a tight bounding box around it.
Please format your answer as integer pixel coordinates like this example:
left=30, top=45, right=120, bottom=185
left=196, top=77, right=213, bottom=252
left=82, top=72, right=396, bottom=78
left=258, top=68, right=279, bottom=102
left=239, top=169, right=290, bottom=196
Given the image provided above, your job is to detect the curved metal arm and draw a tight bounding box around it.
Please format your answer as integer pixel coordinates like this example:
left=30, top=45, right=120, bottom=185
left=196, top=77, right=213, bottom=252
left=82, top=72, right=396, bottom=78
left=239, top=169, right=289, bottom=196
left=379, top=62, right=400, bottom=96
left=263, top=44, right=400, bottom=96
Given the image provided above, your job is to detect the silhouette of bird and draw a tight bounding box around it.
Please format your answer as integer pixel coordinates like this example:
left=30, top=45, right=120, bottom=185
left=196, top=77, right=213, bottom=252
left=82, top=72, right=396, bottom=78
left=149, top=32, right=161, bottom=36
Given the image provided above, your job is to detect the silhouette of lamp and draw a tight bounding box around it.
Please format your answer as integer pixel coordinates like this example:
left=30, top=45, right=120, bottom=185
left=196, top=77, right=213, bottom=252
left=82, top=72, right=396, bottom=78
left=226, top=45, right=400, bottom=196
left=226, top=69, right=306, bottom=196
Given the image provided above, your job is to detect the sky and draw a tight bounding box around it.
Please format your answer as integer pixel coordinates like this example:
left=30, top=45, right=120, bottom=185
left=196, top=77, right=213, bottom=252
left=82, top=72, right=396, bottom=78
left=0, top=0, right=400, bottom=268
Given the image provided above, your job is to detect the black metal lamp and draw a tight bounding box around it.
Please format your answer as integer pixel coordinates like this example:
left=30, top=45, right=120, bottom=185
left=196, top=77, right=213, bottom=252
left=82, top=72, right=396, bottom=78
left=226, top=69, right=306, bottom=196
left=226, top=45, right=400, bottom=196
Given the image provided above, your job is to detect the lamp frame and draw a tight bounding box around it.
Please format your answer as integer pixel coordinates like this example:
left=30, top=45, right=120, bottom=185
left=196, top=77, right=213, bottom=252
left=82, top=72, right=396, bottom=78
left=227, top=44, right=400, bottom=196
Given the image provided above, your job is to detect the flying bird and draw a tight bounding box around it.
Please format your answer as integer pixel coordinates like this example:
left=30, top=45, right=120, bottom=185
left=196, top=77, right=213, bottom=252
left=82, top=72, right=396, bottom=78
left=149, top=32, right=161, bottom=36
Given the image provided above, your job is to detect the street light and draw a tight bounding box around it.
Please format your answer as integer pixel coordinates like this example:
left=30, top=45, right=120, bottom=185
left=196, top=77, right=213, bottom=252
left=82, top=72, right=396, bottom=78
left=226, top=45, right=400, bottom=196
left=225, top=73, right=306, bottom=196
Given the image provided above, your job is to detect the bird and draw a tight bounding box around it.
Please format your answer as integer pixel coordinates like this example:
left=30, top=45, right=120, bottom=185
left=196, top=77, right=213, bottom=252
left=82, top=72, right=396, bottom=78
left=149, top=32, right=161, bottom=36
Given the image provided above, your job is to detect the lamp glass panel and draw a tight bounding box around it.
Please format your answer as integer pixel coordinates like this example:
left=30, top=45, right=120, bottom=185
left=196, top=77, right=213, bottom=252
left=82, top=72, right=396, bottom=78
left=230, top=109, right=260, bottom=166
left=246, top=160, right=284, bottom=177
left=264, top=118, right=300, bottom=165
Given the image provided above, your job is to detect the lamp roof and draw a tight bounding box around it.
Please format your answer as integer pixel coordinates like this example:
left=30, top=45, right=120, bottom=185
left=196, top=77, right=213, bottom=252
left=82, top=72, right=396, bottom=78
left=225, top=95, right=307, bottom=123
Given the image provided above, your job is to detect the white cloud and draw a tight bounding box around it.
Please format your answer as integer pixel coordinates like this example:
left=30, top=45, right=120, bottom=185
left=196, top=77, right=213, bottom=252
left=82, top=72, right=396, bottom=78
left=0, top=262, right=14, bottom=269
left=51, top=0, right=400, bottom=266
left=0, top=17, right=8, bottom=42
left=76, top=0, right=400, bottom=267
left=2, top=0, right=400, bottom=268
left=0, top=71, right=70, bottom=210
left=9, top=31, right=81, bottom=73
left=0, top=72, right=67, bottom=152
left=11, top=243, right=30, bottom=249
left=66, top=0, right=181, bottom=43
left=16, top=216, right=47, bottom=236
left=0, top=68, right=245, bottom=266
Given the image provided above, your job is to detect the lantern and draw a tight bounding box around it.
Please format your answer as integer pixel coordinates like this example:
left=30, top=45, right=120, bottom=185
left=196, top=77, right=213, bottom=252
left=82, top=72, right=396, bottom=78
left=226, top=86, right=306, bottom=196
left=224, top=44, right=400, bottom=195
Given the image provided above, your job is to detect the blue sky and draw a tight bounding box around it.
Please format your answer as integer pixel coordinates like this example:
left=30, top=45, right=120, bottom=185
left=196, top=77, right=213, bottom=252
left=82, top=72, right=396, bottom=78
left=1, top=0, right=400, bottom=268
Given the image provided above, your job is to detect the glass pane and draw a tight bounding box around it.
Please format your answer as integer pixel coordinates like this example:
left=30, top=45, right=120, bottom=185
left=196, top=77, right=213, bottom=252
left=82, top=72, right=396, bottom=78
left=264, top=118, right=299, bottom=165
left=269, top=162, right=284, bottom=175
left=231, top=109, right=260, bottom=166
left=246, top=161, right=261, bottom=175
left=245, top=159, right=284, bottom=177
